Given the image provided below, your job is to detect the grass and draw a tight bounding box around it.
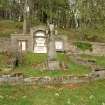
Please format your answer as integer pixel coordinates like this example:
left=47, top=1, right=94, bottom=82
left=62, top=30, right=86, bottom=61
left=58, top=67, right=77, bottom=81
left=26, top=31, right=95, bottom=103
left=80, top=25, right=105, bottom=42
left=0, top=20, right=105, bottom=105
left=0, top=80, right=105, bottom=105
left=80, top=55, right=105, bottom=67
left=23, top=52, right=47, bottom=65
left=11, top=52, right=90, bottom=77
left=68, top=59, right=90, bottom=75
left=14, top=65, right=89, bottom=77
left=0, top=52, right=90, bottom=77
left=74, top=41, right=92, bottom=51
left=2, top=52, right=105, bottom=77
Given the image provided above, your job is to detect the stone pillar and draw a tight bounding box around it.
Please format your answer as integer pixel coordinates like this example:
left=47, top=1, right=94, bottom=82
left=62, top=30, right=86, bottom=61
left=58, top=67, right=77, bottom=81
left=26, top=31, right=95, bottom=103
left=48, top=24, right=56, bottom=60
left=23, top=0, right=30, bottom=34
left=48, top=24, right=60, bottom=70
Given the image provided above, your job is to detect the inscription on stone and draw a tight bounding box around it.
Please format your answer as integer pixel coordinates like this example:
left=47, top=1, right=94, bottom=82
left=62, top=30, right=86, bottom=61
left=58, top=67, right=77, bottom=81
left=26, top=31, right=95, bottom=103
left=34, top=31, right=47, bottom=53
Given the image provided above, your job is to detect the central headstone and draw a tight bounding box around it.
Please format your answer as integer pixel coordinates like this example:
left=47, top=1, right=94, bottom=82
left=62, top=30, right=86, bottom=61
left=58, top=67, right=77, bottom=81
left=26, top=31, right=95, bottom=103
left=34, top=31, right=47, bottom=53
left=48, top=24, right=60, bottom=70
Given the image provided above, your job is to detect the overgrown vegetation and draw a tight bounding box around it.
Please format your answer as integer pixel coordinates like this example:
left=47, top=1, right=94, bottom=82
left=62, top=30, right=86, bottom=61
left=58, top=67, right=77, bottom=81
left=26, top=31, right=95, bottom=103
left=1, top=52, right=105, bottom=77
left=0, top=0, right=105, bottom=42
left=80, top=55, right=105, bottom=67
left=1, top=0, right=105, bottom=28
left=74, top=42, right=92, bottom=51
left=1, top=20, right=105, bottom=42
left=80, top=26, right=105, bottom=42
left=0, top=52, right=90, bottom=77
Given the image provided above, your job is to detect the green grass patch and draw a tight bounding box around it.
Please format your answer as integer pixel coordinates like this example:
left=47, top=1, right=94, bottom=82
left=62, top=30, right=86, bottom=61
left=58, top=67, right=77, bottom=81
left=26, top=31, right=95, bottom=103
left=13, top=52, right=90, bottom=77
left=74, top=41, right=92, bottom=51
left=80, top=55, right=105, bottom=67
left=23, top=52, right=47, bottom=65
left=0, top=80, right=105, bottom=105
left=15, top=66, right=68, bottom=77
left=57, top=52, right=89, bottom=75
left=15, top=65, right=89, bottom=77
left=68, top=58, right=90, bottom=75
left=0, top=52, right=90, bottom=77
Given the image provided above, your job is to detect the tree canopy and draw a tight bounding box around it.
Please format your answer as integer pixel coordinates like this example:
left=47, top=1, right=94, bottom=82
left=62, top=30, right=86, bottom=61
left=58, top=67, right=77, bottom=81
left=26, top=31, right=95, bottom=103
left=0, top=0, right=105, bottom=29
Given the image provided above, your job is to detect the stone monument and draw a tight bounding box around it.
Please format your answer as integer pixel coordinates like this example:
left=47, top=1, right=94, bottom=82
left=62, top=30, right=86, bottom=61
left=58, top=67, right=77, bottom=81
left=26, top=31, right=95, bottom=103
left=33, top=30, right=47, bottom=53
left=48, top=24, right=60, bottom=70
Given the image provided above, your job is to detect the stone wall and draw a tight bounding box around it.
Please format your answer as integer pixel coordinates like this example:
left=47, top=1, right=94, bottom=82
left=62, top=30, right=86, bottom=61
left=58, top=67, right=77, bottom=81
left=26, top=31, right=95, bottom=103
left=68, top=41, right=105, bottom=56
left=0, top=37, right=11, bottom=52
left=0, top=70, right=105, bottom=86
left=90, top=42, right=105, bottom=55
left=0, top=75, right=90, bottom=86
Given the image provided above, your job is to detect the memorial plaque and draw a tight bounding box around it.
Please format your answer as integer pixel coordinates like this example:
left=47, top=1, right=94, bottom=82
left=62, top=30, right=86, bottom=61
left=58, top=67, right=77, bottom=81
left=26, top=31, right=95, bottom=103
left=55, top=41, right=64, bottom=51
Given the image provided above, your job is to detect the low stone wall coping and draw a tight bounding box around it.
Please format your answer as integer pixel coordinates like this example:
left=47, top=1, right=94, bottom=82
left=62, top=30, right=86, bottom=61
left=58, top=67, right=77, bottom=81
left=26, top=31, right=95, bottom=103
left=0, top=73, right=102, bottom=86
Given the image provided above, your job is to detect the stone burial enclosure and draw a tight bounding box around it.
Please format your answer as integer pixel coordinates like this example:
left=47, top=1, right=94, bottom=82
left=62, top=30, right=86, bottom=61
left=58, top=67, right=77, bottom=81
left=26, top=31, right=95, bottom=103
left=0, top=68, right=105, bottom=86
left=0, top=25, right=68, bottom=70
left=0, top=75, right=90, bottom=86
left=0, top=25, right=67, bottom=54
left=0, top=25, right=105, bottom=71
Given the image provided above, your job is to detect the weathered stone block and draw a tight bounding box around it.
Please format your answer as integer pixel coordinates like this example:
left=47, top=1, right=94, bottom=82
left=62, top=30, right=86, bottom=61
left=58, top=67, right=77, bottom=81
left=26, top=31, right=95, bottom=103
left=48, top=61, right=60, bottom=70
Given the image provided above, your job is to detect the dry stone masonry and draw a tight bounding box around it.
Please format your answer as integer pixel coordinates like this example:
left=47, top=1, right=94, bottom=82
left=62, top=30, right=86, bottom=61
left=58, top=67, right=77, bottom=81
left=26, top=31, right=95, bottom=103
left=0, top=69, right=105, bottom=86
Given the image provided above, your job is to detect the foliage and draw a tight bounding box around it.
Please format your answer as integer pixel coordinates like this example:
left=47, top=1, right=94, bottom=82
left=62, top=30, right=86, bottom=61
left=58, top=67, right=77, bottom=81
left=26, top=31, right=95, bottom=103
left=1, top=0, right=105, bottom=41
left=1, top=0, right=105, bottom=30
left=74, top=41, right=92, bottom=51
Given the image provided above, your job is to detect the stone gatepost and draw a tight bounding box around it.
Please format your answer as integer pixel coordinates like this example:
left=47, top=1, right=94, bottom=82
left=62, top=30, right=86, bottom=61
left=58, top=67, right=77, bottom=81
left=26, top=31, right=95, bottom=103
left=48, top=24, right=60, bottom=70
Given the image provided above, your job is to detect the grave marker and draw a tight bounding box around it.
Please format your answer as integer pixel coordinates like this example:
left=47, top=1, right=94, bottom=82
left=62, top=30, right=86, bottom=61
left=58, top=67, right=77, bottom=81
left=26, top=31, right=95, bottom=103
left=48, top=24, right=60, bottom=70
left=34, top=31, right=47, bottom=53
